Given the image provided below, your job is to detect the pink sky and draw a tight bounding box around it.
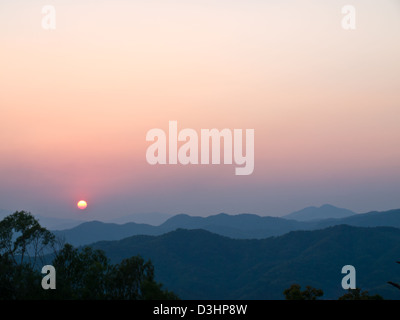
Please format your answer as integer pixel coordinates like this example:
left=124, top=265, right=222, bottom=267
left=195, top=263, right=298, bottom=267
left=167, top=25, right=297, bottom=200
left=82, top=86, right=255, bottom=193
left=0, top=0, right=399, bottom=220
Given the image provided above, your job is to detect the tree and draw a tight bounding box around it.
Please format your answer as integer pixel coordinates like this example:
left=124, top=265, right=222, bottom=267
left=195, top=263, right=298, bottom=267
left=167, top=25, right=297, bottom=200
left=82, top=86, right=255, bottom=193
left=0, top=211, right=178, bottom=300
left=283, top=284, right=323, bottom=300
left=0, top=211, right=56, bottom=299
left=338, top=288, right=383, bottom=300
left=0, top=211, right=55, bottom=268
left=0, top=253, right=18, bottom=299
left=51, top=243, right=112, bottom=299
left=107, top=256, right=179, bottom=300
left=0, top=251, right=44, bottom=299
left=52, top=244, right=179, bottom=300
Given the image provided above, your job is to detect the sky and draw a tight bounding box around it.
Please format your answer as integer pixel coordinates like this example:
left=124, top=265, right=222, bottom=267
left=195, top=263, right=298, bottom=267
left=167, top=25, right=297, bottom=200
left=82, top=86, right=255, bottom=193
left=1, top=0, right=399, bottom=221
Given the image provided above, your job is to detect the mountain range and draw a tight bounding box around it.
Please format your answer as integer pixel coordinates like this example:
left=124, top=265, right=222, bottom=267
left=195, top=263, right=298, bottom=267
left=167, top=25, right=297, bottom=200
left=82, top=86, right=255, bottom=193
left=53, top=206, right=400, bottom=246
left=89, top=225, right=400, bottom=299
left=4, top=205, right=400, bottom=300
left=0, top=210, right=171, bottom=230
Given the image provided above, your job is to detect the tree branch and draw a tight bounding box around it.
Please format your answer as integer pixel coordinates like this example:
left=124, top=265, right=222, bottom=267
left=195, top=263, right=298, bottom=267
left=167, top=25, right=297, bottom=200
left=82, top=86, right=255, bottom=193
left=387, top=281, right=400, bottom=291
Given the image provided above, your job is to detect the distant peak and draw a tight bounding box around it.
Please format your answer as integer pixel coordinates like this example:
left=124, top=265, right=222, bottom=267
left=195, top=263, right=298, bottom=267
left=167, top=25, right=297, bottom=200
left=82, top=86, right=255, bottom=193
left=283, top=204, right=355, bottom=222
left=320, top=204, right=337, bottom=209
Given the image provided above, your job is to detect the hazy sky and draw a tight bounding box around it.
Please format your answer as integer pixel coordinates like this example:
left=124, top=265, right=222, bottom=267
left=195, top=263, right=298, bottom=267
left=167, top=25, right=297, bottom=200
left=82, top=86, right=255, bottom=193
left=1, top=0, right=399, bottom=220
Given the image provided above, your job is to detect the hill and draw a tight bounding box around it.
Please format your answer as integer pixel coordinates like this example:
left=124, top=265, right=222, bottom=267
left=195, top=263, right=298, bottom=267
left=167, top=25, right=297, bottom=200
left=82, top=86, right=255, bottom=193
left=53, top=221, right=164, bottom=246
left=107, top=212, right=173, bottom=226
left=283, top=204, right=356, bottom=221
left=316, top=209, right=400, bottom=229
left=90, top=225, right=400, bottom=300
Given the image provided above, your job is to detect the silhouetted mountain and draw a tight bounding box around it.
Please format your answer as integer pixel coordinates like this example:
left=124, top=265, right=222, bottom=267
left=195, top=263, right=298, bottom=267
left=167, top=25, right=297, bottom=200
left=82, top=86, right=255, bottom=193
left=53, top=221, right=163, bottom=246
left=107, top=212, right=173, bottom=226
left=35, top=215, right=84, bottom=230
left=54, top=208, right=400, bottom=246
left=283, top=204, right=356, bottom=221
left=54, top=213, right=311, bottom=246
left=316, top=209, right=400, bottom=229
left=90, top=225, right=400, bottom=300
left=160, top=213, right=307, bottom=237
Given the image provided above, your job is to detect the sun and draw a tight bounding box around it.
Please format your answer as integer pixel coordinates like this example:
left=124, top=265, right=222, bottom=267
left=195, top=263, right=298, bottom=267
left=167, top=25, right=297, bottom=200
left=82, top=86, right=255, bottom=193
left=77, top=200, right=88, bottom=210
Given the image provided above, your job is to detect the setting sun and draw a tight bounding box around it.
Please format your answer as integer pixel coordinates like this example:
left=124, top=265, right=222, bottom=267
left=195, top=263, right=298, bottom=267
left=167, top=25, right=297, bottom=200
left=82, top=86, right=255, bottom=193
left=77, top=200, right=88, bottom=210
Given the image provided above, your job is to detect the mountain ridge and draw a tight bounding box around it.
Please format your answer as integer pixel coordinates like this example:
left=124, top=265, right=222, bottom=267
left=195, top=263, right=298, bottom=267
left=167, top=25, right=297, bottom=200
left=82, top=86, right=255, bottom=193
left=89, top=225, right=400, bottom=299
left=53, top=207, right=400, bottom=246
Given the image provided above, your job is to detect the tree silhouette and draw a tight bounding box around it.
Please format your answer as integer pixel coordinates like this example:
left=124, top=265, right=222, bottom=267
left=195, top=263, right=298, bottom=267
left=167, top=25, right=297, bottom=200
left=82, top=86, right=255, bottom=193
left=338, top=288, right=383, bottom=300
left=0, top=211, right=178, bottom=300
left=51, top=243, right=178, bottom=299
left=51, top=243, right=111, bottom=299
left=107, top=255, right=178, bottom=300
left=283, top=284, right=323, bottom=300
left=0, top=211, right=55, bottom=268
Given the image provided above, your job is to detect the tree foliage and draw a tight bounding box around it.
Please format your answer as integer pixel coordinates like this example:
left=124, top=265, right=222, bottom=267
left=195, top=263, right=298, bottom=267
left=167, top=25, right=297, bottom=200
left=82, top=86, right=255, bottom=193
left=338, top=288, right=383, bottom=300
left=0, top=211, right=55, bottom=268
left=0, top=253, right=43, bottom=299
left=107, top=255, right=178, bottom=300
left=51, top=244, right=178, bottom=300
left=283, top=284, right=324, bottom=300
left=0, top=211, right=178, bottom=300
left=283, top=284, right=384, bottom=300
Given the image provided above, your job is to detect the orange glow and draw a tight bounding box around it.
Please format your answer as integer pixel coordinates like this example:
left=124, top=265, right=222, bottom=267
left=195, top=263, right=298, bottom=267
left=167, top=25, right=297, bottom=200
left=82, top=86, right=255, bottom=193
left=77, top=200, right=88, bottom=210
left=0, top=1, right=399, bottom=217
